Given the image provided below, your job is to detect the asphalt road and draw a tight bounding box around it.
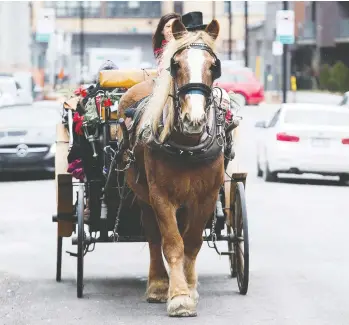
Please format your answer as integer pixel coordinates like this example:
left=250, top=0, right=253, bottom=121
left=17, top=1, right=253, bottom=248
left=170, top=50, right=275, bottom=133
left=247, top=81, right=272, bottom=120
left=1, top=103, right=348, bottom=325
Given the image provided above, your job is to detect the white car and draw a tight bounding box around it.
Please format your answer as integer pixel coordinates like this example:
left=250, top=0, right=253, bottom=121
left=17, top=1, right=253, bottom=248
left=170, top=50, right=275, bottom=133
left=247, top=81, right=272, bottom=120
left=339, top=91, right=349, bottom=106
left=255, top=103, right=349, bottom=184
left=0, top=76, right=32, bottom=106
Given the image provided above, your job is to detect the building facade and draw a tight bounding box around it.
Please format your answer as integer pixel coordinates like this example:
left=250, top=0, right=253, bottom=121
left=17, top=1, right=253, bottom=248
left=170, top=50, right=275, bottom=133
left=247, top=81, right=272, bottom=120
left=247, top=1, right=349, bottom=92
left=296, top=1, right=349, bottom=72
left=30, top=1, right=266, bottom=85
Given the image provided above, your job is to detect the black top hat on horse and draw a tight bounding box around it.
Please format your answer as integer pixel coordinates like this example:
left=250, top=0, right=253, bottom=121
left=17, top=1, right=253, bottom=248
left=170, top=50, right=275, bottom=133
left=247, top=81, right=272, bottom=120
left=181, top=11, right=207, bottom=31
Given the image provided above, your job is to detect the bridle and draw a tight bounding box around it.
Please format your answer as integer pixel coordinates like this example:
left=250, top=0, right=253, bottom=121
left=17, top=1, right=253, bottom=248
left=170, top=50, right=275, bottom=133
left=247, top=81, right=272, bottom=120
left=168, top=43, right=221, bottom=131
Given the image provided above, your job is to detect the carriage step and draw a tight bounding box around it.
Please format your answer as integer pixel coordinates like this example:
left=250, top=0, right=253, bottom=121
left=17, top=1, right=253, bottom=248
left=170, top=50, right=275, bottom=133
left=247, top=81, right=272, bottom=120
left=66, top=250, right=78, bottom=257
left=220, top=251, right=234, bottom=256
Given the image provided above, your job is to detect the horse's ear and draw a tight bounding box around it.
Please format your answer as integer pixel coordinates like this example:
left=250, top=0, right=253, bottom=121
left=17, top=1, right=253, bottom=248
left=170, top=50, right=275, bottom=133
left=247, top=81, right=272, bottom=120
left=205, top=19, right=220, bottom=40
left=172, top=19, right=187, bottom=40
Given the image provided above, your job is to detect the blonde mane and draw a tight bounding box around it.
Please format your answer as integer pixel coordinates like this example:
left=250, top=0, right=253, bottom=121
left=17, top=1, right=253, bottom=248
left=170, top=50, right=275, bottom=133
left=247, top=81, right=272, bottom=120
left=139, top=31, right=217, bottom=143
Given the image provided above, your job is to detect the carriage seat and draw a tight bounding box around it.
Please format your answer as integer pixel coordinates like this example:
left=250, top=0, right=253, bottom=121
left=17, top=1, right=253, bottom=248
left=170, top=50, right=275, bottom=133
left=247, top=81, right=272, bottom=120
left=99, top=69, right=157, bottom=89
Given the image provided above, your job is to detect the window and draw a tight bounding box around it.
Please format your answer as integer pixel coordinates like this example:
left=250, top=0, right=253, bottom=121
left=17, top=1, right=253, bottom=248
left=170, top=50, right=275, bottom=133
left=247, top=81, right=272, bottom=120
left=82, top=1, right=101, bottom=18
left=174, top=1, right=183, bottom=15
left=218, top=72, right=249, bottom=83
left=106, top=1, right=161, bottom=18
left=224, top=1, right=231, bottom=14
left=268, top=109, right=281, bottom=128
left=44, top=1, right=101, bottom=18
left=235, top=73, right=249, bottom=83
left=224, top=1, right=266, bottom=15
left=56, top=1, right=79, bottom=18
left=311, top=2, right=316, bottom=21
left=284, top=109, right=349, bottom=127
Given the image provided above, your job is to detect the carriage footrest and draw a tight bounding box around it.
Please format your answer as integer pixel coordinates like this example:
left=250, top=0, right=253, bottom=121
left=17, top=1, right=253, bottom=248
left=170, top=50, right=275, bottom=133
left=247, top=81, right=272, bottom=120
left=52, top=214, right=77, bottom=223
left=71, top=235, right=147, bottom=245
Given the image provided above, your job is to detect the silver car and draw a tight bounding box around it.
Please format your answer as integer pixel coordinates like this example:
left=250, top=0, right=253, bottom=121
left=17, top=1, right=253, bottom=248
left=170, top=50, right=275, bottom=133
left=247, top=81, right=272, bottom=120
left=0, top=102, right=60, bottom=173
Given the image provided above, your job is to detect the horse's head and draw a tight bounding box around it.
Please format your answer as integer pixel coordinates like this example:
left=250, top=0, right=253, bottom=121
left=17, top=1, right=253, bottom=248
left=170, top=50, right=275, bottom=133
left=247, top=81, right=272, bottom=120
left=169, top=19, right=221, bottom=136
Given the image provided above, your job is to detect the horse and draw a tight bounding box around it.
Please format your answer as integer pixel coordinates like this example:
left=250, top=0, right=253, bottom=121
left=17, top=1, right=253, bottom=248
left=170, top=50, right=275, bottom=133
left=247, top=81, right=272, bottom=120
left=117, top=18, right=224, bottom=317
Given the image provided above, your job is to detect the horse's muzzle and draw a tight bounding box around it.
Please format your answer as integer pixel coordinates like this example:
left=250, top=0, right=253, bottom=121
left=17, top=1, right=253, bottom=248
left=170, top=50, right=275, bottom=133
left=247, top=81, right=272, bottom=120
left=182, top=113, right=207, bottom=136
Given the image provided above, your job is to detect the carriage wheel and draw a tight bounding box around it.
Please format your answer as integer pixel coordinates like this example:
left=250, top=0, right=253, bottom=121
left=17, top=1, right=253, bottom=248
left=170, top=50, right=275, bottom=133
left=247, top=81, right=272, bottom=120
left=232, top=182, right=249, bottom=295
left=76, top=183, right=85, bottom=298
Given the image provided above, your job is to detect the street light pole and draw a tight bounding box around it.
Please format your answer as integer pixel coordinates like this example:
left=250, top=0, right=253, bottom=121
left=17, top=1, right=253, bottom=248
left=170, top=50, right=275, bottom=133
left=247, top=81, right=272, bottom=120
left=244, top=1, right=248, bottom=67
left=282, top=1, right=288, bottom=103
left=228, top=1, right=232, bottom=60
left=80, top=1, right=84, bottom=85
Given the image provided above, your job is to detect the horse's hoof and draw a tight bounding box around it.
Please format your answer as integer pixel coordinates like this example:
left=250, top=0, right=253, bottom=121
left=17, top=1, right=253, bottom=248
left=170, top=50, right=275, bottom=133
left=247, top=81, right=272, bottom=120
left=146, top=280, right=168, bottom=303
left=146, top=294, right=168, bottom=304
left=167, top=295, right=197, bottom=317
left=190, top=289, right=199, bottom=304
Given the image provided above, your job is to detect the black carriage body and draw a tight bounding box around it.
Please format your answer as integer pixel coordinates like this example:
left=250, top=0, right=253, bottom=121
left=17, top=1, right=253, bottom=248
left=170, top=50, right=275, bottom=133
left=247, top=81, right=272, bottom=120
left=70, top=86, right=144, bottom=239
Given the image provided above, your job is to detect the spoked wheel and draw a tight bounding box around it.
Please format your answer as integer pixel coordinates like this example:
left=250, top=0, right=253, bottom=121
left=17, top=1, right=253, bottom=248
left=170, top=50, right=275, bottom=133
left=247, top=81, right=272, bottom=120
left=76, top=183, right=85, bottom=298
left=231, top=182, right=249, bottom=294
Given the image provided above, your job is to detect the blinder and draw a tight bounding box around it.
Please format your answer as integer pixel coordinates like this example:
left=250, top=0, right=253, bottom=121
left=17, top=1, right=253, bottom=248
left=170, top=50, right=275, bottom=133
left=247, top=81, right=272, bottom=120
left=210, top=58, right=221, bottom=80
left=170, top=57, right=178, bottom=78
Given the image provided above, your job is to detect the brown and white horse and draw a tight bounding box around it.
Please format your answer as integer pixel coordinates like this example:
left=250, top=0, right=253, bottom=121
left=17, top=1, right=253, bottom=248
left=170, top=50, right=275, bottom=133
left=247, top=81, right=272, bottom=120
left=117, top=19, right=224, bottom=317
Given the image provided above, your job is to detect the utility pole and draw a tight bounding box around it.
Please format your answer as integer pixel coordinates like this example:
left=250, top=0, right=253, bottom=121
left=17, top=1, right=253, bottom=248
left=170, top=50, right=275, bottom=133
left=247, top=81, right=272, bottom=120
left=244, top=1, right=248, bottom=67
left=80, top=1, right=84, bottom=85
left=212, top=1, right=215, bottom=20
left=228, top=1, right=232, bottom=60
left=282, top=1, right=288, bottom=103
left=314, top=2, right=321, bottom=88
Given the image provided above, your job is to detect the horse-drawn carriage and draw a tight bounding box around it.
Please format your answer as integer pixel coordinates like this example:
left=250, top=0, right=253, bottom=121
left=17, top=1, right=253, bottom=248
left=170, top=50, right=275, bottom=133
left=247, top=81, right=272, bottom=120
left=53, top=22, right=249, bottom=317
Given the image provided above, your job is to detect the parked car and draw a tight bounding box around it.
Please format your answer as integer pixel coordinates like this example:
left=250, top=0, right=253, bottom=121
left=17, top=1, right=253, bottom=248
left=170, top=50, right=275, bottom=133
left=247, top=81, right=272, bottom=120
left=214, top=67, right=264, bottom=106
left=0, top=75, right=33, bottom=106
left=0, top=102, right=60, bottom=173
left=255, top=103, right=349, bottom=184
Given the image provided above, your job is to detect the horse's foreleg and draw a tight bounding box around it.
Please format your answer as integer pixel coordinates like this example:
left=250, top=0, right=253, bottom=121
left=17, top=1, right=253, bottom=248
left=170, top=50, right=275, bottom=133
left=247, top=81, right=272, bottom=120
left=150, top=190, right=196, bottom=317
left=183, top=197, right=218, bottom=305
left=183, top=229, right=203, bottom=305
left=139, top=201, right=169, bottom=303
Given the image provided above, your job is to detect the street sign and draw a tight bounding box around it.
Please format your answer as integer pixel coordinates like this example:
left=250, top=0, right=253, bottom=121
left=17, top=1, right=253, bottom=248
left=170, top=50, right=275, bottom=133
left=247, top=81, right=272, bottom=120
left=276, top=10, right=295, bottom=44
left=36, top=8, right=55, bottom=43
left=272, top=41, right=283, bottom=56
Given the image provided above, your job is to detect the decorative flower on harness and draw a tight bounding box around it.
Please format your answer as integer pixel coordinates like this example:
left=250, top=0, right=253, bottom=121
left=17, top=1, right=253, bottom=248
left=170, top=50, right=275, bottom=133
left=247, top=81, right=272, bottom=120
left=73, top=112, right=84, bottom=135
left=74, top=86, right=87, bottom=98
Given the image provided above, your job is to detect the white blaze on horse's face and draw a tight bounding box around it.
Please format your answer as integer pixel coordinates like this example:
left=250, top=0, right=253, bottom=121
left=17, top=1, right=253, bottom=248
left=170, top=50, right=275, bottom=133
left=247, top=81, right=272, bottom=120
left=182, top=48, right=207, bottom=135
